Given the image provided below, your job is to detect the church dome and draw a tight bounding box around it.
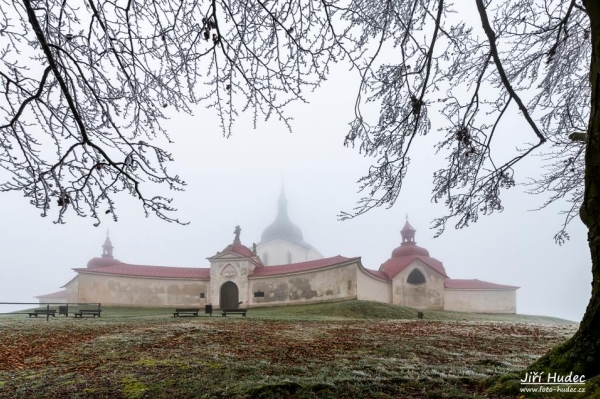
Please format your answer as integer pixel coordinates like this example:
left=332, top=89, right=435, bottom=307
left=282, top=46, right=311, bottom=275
left=87, top=235, right=122, bottom=268
left=87, top=257, right=122, bottom=268
left=391, top=220, right=430, bottom=258
left=261, top=186, right=304, bottom=244
left=392, top=244, right=430, bottom=258
left=261, top=219, right=304, bottom=243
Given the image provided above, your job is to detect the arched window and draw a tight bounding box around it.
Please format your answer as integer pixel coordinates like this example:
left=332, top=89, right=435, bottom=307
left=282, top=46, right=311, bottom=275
left=286, top=251, right=292, bottom=264
left=407, top=269, right=426, bottom=285
left=263, top=252, right=269, bottom=266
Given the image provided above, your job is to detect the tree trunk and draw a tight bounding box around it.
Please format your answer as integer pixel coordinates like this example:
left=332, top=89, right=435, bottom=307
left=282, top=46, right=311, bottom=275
left=530, top=0, right=600, bottom=379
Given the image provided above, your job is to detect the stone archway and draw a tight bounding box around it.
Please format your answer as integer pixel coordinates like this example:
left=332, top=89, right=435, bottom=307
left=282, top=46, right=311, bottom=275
left=220, top=281, right=239, bottom=309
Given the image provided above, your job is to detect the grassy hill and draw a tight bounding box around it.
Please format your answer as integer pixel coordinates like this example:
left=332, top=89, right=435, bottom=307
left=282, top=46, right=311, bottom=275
left=248, top=300, right=576, bottom=324
left=0, top=300, right=584, bottom=398
left=68, top=300, right=575, bottom=324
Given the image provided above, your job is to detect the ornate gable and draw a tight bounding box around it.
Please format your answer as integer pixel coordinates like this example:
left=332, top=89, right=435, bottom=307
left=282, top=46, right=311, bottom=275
left=221, top=264, right=237, bottom=277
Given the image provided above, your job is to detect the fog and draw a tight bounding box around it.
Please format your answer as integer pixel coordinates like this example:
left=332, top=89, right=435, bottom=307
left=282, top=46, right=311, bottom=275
left=0, top=60, right=591, bottom=322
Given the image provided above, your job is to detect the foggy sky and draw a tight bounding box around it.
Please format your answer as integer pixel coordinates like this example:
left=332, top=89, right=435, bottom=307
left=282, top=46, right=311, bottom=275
left=0, top=58, right=590, bottom=322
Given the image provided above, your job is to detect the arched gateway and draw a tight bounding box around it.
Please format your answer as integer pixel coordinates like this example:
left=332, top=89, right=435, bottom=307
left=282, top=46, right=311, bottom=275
left=220, top=281, right=239, bottom=309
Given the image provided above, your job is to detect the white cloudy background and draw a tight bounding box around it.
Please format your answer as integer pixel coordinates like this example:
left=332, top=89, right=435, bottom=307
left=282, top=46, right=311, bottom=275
left=0, top=57, right=590, bottom=321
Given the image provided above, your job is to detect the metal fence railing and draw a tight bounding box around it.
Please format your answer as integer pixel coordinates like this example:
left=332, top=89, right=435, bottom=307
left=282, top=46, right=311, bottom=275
left=0, top=302, right=102, bottom=322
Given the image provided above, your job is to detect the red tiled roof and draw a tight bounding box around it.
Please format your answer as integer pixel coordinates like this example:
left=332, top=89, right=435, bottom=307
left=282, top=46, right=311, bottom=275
left=392, top=243, right=430, bottom=258
left=87, top=257, right=122, bottom=268
left=380, top=255, right=448, bottom=279
left=74, top=264, right=210, bottom=279
left=228, top=243, right=255, bottom=257
left=444, top=279, right=519, bottom=290
left=213, top=243, right=257, bottom=258
left=250, top=255, right=353, bottom=277
left=35, top=290, right=67, bottom=299
left=363, top=269, right=390, bottom=281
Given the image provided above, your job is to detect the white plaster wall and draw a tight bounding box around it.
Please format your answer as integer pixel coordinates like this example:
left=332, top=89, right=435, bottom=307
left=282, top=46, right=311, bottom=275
left=444, top=289, right=517, bottom=313
left=77, top=273, right=209, bottom=307
left=249, top=262, right=358, bottom=306
left=38, top=297, right=67, bottom=304
left=209, top=258, right=251, bottom=308
left=65, top=278, right=79, bottom=303
left=392, top=260, right=445, bottom=310
left=356, top=270, right=392, bottom=303
left=307, top=247, right=324, bottom=261
left=257, top=239, right=323, bottom=265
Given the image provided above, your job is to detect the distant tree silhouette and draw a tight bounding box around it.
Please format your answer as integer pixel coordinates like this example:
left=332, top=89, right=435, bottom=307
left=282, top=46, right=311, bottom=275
left=1, top=0, right=598, bottom=386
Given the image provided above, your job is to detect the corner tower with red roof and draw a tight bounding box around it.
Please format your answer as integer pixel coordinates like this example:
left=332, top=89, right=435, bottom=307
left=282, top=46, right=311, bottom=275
left=86, top=234, right=123, bottom=268
left=375, top=218, right=518, bottom=312
left=379, top=219, right=448, bottom=310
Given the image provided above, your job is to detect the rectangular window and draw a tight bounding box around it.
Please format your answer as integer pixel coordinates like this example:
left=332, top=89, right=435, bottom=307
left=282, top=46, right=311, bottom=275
left=199, top=293, right=205, bottom=299
left=254, top=291, right=265, bottom=298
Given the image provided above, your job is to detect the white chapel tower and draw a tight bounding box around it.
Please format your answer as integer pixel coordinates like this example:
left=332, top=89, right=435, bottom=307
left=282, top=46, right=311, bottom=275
left=256, top=186, right=323, bottom=265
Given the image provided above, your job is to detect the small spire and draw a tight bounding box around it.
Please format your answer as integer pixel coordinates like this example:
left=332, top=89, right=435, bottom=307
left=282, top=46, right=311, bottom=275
left=102, top=234, right=114, bottom=258
left=401, top=218, right=416, bottom=244
left=279, top=182, right=286, bottom=201
left=277, top=183, right=289, bottom=216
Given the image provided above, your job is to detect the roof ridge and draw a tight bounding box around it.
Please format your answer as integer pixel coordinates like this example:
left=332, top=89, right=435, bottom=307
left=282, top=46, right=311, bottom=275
left=250, top=255, right=355, bottom=277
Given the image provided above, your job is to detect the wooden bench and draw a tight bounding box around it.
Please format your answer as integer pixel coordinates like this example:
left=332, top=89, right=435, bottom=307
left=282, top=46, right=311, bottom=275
left=221, top=309, right=247, bottom=317
left=28, top=309, right=56, bottom=318
left=73, top=309, right=102, bottom=318
left=173, top=308, right=200, bottom=317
